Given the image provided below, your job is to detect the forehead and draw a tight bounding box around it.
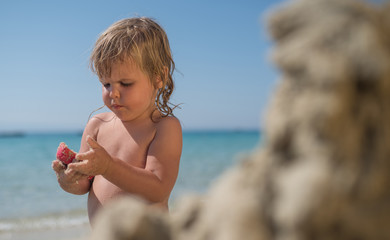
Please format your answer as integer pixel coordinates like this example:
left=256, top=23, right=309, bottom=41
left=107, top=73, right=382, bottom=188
left=111, top=60, right=137, bottom=75
left=101, top=59, right=146, bottom=81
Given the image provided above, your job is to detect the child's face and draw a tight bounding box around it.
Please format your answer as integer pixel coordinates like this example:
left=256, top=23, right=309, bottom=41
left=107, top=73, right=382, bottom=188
left=100, top=59, right=159, bottom=123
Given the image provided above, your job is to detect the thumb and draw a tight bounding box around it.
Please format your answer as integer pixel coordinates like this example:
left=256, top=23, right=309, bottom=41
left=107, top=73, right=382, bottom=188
left=87, top=135, right=100, bottom=150
left=52, top=160, right=65, bottom=172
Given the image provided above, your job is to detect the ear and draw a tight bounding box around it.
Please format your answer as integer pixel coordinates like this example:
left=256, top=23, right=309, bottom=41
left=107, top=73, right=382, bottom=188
left=155, top=75, right=163, bottom=89
left=155, top=67, right=168, bottom=89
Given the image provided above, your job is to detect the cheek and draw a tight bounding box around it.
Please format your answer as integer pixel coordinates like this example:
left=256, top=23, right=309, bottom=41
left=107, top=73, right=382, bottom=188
left=102, top=88, right=110, bottom=103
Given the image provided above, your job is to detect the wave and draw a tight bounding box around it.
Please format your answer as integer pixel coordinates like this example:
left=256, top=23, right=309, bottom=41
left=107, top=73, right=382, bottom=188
left=0, top=210, right=88, bottom=233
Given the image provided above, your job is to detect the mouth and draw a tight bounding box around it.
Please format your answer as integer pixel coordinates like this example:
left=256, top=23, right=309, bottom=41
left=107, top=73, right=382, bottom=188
left=111, top=104, right=123, bottom=110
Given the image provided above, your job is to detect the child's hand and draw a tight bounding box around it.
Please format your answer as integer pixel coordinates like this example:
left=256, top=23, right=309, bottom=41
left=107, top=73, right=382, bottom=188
left=52, top=159, right=87, bottom=184
left=68, top=136, right=112, bottom=176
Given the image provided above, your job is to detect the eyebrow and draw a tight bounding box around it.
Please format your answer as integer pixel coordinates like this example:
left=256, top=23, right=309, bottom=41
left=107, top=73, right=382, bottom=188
left=100, top=78, right=134, bottom=83
left=118, top=78, right=134, bottom=82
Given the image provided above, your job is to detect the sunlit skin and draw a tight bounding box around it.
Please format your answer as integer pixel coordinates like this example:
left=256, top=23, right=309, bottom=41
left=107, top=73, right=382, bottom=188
left=52, top=59, right=182, bottom=223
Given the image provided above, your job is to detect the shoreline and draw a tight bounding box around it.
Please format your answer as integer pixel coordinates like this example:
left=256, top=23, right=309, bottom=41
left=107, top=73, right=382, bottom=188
left=0, top=224, right=90, bottom=240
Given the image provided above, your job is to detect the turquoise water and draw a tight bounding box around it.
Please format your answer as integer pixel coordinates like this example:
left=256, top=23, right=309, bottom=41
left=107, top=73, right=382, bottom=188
left=0, top=131, right=260, bottom=233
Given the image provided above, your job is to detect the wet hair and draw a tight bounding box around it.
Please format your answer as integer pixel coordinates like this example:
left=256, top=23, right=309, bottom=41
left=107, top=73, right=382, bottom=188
left=90, top=17, right=176, bottom=117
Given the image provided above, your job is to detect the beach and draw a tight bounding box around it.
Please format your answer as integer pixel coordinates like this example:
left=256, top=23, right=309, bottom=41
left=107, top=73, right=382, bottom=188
left=0, top=224, right=89, bottom=240
left=0, top=131, right=260, bottom=239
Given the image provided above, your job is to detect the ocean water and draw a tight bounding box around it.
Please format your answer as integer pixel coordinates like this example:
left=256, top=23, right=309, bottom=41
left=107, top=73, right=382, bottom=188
left=0, top=131, right=261, bottom=235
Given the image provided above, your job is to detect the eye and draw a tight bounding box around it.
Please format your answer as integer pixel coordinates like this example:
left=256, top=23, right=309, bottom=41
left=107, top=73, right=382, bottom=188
left=121, top=82, right=133, bottom=87
left=103, top=83, right=110, bottom=89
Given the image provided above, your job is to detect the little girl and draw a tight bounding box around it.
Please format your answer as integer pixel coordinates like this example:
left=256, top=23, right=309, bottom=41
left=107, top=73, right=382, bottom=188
left=52, top=17, right=182, bottom=223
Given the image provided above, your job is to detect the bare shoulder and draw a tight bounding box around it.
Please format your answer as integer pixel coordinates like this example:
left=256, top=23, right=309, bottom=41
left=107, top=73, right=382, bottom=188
left=145, top=116, right=182, bottom=169
left=84, top=112, right=115, bottom=137
left=155, top=116, right=182, bottom=135
left=151, top=116, right=182, bottom=150
left=89, top=112, right=115, bottom=124
left=88, top=112, right=115, bottom=127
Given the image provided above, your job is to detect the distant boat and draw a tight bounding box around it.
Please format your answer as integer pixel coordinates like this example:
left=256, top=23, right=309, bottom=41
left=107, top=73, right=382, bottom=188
left=0, top=132, right=25, bottom=138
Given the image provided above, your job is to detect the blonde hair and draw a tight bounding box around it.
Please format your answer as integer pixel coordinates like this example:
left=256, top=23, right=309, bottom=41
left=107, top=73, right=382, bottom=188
left=90, top=17, right=176, bottom=117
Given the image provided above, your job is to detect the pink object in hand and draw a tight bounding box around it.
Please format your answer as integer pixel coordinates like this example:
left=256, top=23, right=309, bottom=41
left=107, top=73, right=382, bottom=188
left=56, top=142, right=76, bottom=165
left=56, top=142, right=94, bottom=181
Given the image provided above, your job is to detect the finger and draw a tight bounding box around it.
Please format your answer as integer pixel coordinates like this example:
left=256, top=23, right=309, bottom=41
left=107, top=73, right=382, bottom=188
left=86, top=135, right=101, bottom=150
left=64, top=168, right=85, bottom=184
left=75, top=150, right=94, bottom=161
left=52, top=160, right=65, bottom=172
left=68, top=160, right=89, bottom=175
left=64, top=165, right=77, bottom=176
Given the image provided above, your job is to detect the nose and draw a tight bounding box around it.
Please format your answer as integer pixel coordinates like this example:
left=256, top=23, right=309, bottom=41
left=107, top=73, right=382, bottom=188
left=109, top=86, right=120, bottom=99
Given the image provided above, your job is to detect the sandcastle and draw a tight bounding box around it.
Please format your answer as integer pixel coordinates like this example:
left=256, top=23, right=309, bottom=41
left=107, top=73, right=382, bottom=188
left=88, top=0, right=390, bottom=239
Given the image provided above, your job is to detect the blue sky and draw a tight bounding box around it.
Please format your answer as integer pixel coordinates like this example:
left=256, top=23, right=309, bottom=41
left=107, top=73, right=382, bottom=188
left=0, top=0, right=286, bottom=133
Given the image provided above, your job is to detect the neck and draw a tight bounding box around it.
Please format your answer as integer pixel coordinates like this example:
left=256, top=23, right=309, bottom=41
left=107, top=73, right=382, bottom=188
left=119, top=108, right=161, bottom=132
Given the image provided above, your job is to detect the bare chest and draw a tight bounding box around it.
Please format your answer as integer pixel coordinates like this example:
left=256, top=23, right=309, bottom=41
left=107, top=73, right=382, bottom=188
left=96, top=122, right=155, bottom=168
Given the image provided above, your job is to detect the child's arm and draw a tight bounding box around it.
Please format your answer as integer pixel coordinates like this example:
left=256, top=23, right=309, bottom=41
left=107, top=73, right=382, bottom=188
left=51, top=116, right=101, bottom=195
left=69, top=117, right=182, bottom=203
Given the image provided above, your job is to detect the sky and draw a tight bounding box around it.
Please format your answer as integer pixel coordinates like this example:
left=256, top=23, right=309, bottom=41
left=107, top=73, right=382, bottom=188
left=0, top=0, right=287, bottom=133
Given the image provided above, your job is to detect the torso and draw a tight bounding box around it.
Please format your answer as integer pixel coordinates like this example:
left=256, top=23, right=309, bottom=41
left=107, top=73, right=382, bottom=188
left=86, top=112, right=166, bottom=222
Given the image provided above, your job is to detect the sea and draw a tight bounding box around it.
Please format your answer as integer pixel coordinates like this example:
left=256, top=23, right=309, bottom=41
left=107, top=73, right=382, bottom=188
left=0, top=130, right=261, bottom=237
